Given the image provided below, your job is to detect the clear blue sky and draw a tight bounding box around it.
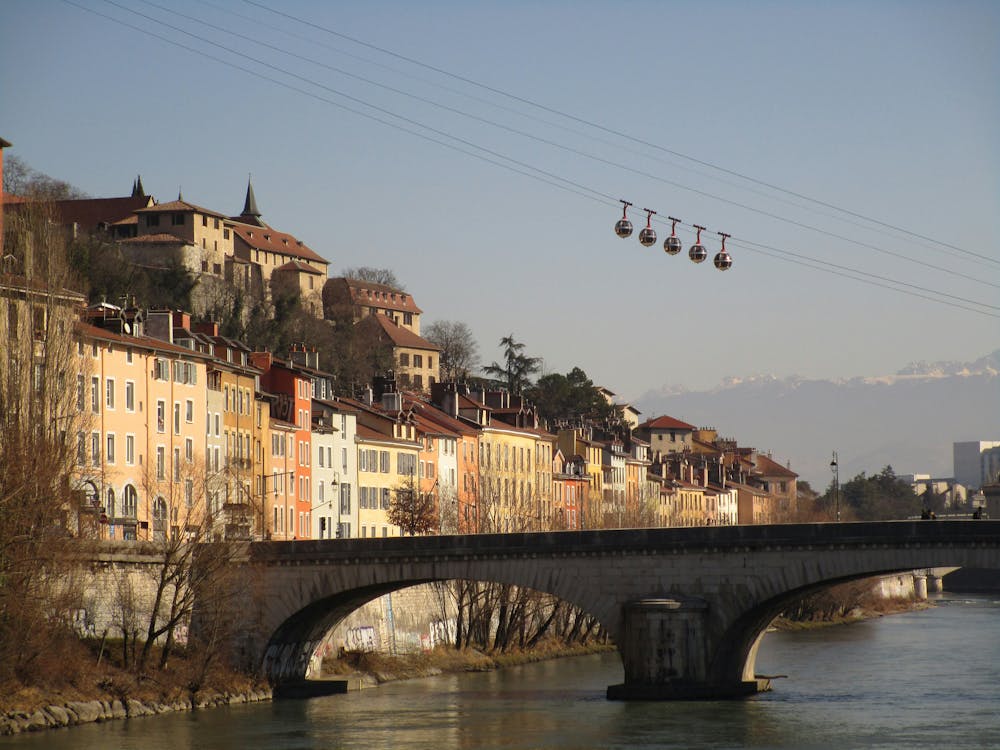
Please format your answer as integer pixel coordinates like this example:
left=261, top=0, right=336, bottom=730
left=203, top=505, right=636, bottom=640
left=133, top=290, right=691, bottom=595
left=3, top=0, right=997, bottom=402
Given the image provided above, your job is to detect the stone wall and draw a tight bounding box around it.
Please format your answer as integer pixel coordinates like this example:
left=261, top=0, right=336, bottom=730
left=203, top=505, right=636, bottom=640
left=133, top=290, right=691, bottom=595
left=308, top=583, right=458, bottom=676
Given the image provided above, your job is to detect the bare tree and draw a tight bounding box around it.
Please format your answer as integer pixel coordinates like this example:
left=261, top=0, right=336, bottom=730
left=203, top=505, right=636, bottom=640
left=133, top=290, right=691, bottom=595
left=133, top=457, right=246, bottom=672
left=342, top=266, right=404, bottom=290
left=2, top=155, right=89, bottom=200
left=424, top=320, right=479, bottom=380
left=387, top=473, right=438, bottom=536
left=0, top=199, right=92, bottom=684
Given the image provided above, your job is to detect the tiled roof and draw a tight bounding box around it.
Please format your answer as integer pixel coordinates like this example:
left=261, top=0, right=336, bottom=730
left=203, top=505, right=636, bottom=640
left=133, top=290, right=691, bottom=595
left=313, top=397, right=359, bottom=415
left=329, top=277, right=423, bottom=314
left=6, top=195, right=153, bottom=230
left=230, top=220, right=327, bottom=265
left=275, top=260, right=325, bottom=275
left=641, top=415, right=697, bottom=431
left=754, top=453, right=799, bottom=478
left=136, top=199, right=230, bottom=220
left=120, top=233, right=190, bottom=245
left=75, top=321, right=213, bottom=359
left=363, top=313, right=441, bottom=351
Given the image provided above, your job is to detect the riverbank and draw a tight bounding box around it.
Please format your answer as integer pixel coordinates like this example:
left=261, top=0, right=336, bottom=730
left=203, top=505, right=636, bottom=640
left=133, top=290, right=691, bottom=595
left=771, top=595, right=932, bottom=631
left=321, top=640, right=617, bottom=687
left=0, top=643, right=271, bottom=737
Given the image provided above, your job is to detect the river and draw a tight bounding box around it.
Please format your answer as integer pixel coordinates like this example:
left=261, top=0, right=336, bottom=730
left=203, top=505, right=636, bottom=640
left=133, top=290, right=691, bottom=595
left=4, top=593, right=998, bottom=749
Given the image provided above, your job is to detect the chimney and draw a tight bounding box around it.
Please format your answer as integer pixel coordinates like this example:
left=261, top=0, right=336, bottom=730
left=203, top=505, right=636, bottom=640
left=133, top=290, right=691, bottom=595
left=251, top=351, right=273, bottom=372
left=382, top=391, right=402, bottom=412
left=361, top=384, right=373, bottom=406
left=146, top=311, right=173, bottom=343
left=171, top=310, right=191, bottom=333
left=192, top=320, right=219, bottom=336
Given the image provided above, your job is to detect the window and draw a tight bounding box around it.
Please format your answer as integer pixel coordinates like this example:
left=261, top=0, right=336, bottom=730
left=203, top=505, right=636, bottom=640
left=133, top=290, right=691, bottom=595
left=156, top=446, right=165, bottom=479
left=185, top=479, right=193, bottom=508
left=185, top=399, right=194, bottom=423
left=340, top=484, right=351, bottom=514
left=403, top=312, right=413, bottom=326
left=413, top=354, right=423, bottom=368
left=106, top=378, right=115, bottom=409
left=428, top=356, right=434, bottom=369
left=172, top=213, right=184, bottom=226
left=125, top=381, right=135, bottom=411
left=173, top=448, right=181, bottom=481
left=146, top=214, right=160, bottom=227
left=380, top=451, right=390, bottom=473
left=174, top=403, right=181, bottom=433
left=91, top=432, right=100, bottom=466
left=399, top=352, right=409, bottom=367
left=398, top=453, right=416, bottom=476
left=123, top=485, right=138, bottom=518
left=77, top=432, right=86, bottom=465
left=185, top=437, right=193, bottom=462
left=126, top=348, right=133, bottom=364
left=202, top=215, right=208, bottom=227
left=76, top=375, right=85, bottom=411
left=106, top=433, right=116, bottom=464
left=156, top=400, right=165, bottom=432
left=125, top=434, right=135, bottom=465
left=91, top=376, right=100, bottom=413
left=318, top=449, right=324, bottom=468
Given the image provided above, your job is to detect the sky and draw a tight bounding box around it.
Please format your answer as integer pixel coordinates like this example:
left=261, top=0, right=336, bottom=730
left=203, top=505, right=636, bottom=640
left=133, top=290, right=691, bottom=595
left=2, top=0, right=998, bottom=406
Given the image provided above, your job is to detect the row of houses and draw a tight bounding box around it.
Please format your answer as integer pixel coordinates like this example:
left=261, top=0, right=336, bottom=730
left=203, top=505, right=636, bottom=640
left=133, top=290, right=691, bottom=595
left=2, top=276, right=799, bottom=543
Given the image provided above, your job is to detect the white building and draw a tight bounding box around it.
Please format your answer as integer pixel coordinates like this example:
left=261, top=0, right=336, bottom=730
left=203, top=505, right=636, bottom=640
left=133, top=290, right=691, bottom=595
left=953, top=441, right=1000, bottom=491
left=312, top=399, right=359, bottom=539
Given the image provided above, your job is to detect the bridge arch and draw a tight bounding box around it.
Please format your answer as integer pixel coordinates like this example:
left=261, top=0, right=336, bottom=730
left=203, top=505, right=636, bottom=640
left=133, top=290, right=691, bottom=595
left=258, top=562, right=617, bottom=685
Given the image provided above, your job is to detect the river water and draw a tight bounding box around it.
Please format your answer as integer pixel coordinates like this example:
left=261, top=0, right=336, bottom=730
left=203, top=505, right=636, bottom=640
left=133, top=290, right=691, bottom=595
left=5, top=594, right=999, bottom=749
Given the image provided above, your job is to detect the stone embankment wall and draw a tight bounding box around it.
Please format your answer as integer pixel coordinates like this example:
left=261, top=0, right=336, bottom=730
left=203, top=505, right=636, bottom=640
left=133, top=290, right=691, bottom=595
left=0, top=690, right=272, bottom=736
left=65, top=545, right=178, bottom=641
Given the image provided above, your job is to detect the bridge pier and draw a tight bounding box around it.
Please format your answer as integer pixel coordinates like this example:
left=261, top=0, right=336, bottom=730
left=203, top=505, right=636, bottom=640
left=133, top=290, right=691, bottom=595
left=607, top=597, right=765, bottom=700
left=913, top=573, right=928, bottom=599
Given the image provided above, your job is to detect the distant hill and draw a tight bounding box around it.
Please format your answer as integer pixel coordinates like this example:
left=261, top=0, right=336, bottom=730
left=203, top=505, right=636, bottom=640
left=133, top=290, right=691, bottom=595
left=634, top=351, right=1000, bottom=488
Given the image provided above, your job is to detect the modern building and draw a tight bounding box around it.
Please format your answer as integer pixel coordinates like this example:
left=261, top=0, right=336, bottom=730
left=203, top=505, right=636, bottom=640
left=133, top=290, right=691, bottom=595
left=954, top=441, right=1000, bottom=491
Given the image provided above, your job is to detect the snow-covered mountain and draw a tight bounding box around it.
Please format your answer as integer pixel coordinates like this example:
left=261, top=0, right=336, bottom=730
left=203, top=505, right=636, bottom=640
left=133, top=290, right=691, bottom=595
left=634, top=351, right=1000, bottom=489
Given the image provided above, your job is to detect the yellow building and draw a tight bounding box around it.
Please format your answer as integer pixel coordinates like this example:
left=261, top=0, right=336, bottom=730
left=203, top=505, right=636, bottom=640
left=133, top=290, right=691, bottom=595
left=557, top=427, right=605, bottom=529
left=75, top=308, right=210, bottom=542
left=347, top=397, right=421, bottom=538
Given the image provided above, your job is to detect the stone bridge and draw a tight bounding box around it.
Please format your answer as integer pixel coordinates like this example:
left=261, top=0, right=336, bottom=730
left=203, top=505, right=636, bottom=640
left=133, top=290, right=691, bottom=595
left=235, top=521, right=1000, bottom=700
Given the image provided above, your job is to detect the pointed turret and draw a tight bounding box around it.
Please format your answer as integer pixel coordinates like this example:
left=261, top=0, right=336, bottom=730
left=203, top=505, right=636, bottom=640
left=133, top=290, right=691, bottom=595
left=241, top=175, right=260, bottom=219
left=131, top=174, right=146, bottom=198
left=178, top=187, right=184, bottom=202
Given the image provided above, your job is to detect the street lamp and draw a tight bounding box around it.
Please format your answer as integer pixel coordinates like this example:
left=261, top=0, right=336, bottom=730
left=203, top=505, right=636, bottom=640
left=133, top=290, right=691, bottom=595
left=830, top=452, right=840, bottom=522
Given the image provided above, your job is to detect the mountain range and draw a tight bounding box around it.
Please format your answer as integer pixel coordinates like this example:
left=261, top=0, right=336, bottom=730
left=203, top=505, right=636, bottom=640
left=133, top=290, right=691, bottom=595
left=634, top=351, right=1000, bottom=489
